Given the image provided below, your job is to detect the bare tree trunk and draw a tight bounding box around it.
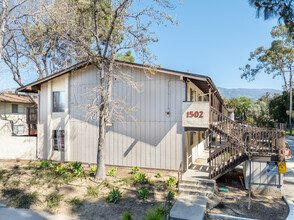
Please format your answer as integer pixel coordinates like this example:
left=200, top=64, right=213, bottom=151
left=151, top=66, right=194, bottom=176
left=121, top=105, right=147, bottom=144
left=95, top=110, right=106, bottom=180
left=95, top=63, right=107, bottom=180
left=95, top=59, right=114, bottom=180
left=0, top=0, right=8, bottom=70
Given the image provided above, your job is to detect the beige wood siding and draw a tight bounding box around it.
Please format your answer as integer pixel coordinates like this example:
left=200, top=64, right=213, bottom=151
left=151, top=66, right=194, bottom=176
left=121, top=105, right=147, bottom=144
left=68, top=65, right=185, bottom=170
left=38, top=83, right=48, bottom=159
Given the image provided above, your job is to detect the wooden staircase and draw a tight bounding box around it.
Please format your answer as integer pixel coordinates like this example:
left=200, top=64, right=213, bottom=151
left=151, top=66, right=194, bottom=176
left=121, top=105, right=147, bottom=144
left=208, top=107, right=286, bottom=180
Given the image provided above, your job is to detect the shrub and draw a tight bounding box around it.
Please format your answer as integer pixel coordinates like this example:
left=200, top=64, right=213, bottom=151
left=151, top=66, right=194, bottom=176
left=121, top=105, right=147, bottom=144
left=91, top=165, right=97, bottom=176
left=122, top=210, right=132, bottom=220
left=138, top=188, right=150, bottom=200
left=156, top=172, right=162, bottom=178
left=169, top=191, right=175, bottom=200
left=39, top=161, right=51, bottom=169
left=131, top=166, right=140, bottom=174
left=87, top=186, right=99, bottom=197
left=166, top=177, right=176, bottom=187
left=54, top=165, right=67, bottom=175
left=46, top=193, right=64, bottom=208
left=106, top=188, right=122, bottom=203
left=67, top=162, right=84, bottom=177
left=144, top=206, right=164, bottom=220
left=135, top=172, right=146, bottom=184
left=107, top=167, right=117, bottom=177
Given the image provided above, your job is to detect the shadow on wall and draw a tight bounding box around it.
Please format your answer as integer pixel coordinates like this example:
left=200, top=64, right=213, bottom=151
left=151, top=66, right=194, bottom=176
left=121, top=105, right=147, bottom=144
left=0, top=113, right=29, bottom=136
left=0, top=120, right=12, bottom=136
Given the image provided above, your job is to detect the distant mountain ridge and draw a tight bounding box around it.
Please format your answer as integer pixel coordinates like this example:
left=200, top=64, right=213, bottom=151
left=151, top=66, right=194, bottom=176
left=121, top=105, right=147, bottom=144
left=218, top=87, right=282, bottom=100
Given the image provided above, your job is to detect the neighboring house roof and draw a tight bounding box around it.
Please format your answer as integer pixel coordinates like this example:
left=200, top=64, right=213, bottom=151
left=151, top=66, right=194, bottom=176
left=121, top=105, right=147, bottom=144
left=16, top=60, right=225, bottom=104
left=0, top=93, right=35, bottom=104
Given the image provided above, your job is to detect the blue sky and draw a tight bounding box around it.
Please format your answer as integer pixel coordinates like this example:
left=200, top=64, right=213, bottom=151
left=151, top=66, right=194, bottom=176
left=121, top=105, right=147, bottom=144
left=0, top=0, right=283, bottom=90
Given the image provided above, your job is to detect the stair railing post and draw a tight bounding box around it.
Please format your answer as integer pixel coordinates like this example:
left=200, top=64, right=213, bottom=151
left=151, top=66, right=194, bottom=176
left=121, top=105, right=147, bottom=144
left=248, top=158, right=252, bottom=210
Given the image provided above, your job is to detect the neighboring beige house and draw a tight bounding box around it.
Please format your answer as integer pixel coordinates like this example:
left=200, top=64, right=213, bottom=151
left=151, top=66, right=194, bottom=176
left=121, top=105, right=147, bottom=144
left=18, top=61, right=227, bottom=170
left=0, top=93, right=36, bottom=136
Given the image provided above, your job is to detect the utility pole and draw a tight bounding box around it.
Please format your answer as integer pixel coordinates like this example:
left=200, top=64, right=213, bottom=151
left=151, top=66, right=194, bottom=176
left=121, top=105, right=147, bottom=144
left=290, top=66, right=293, bottom=136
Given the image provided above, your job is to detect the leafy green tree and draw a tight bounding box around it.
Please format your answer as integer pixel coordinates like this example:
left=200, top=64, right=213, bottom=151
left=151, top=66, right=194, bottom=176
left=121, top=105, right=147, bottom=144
left=240, top=25, right=294, bottom=91
left=248, top=99, right=274, bottom=127
left=225, top=97, right=253, bottom=121
left=249, top=0, right=294, bottom=32
left=269, top=91, right=291, bottom=123
left=116, top=50, right=135, bottom=63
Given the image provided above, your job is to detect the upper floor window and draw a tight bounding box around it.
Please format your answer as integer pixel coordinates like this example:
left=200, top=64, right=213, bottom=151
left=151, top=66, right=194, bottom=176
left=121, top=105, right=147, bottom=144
left=12, top=104, right=18, bottom=113
left=53, top=91, right=65, bottom=112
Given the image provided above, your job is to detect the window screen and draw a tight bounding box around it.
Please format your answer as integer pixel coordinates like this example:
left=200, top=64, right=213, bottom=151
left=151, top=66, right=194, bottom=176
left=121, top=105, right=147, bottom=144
left=12, top=104, right=18, bottom=113
left=53, top=92, right=65, bottom=112
left=53, top=130, right=65, bottom=151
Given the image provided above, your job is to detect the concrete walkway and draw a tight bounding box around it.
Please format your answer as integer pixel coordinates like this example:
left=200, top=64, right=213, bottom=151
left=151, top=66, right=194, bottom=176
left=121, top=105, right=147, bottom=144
left=170, top=143, right=216, bottom=220
left=0, top=207, right=77, bottom=220
left=170, top=194, right=207, bottom=220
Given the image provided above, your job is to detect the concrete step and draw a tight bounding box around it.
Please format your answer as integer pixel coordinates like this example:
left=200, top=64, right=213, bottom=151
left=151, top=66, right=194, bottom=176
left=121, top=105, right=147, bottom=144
left=179, top=182, right=214, bottom=192
left=179, top=188, right=214, bottom=198
left=181, top=179, right=215, bottom=187
left=189, top=164, right=210, bottom=172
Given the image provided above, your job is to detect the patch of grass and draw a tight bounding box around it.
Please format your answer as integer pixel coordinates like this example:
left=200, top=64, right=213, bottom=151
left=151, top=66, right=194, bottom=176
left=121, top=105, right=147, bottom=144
left=138, top=188, right=150, bottom=200
left=106, top=188, right=122, bottom=203
left=87, top=186, right=99, bottom=197
left=144, top=206, right=164, bottom=220
left=0, top=169, right=7, bottom=182
left=131, top=166, right=140, bottom=174
left=156, top=172, right=162, bottom=178
left=46, top=193, right=64, bottom=208
left=135, top=172, right=147, bottom=184
left=120, top=176, right=136, bottom=186
left=13, top=165, right=19, bottom=170
left=25, top=161, right=39, bottom=170
left=286, top=129, right=294, bottom=135
left=9, top=180, right=20, bottom=187
left=2, top=188, right=38, bottom=209
left=67, top=197, right=84, bottom=210
left=107, top=167, right=117, bottom=177
left=122, top=210, right=132, bottom=220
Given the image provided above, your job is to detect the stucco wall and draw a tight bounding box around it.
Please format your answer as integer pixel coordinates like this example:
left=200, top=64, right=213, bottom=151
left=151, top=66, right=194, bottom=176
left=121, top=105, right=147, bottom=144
left=0, top=120, right=36, bottom=160
left=0, top=102, right=33, bottom=135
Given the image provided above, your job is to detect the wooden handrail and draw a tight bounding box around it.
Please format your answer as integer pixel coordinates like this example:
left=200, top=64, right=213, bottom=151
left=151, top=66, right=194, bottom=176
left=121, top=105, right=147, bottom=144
left=208, top=107, right=286, bottom=179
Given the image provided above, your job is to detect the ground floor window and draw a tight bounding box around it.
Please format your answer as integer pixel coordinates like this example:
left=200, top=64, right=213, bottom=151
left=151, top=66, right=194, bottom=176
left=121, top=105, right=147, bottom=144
left=53, top=130, right=64, bottom=151
left=13, top=125, right=24, bottom=135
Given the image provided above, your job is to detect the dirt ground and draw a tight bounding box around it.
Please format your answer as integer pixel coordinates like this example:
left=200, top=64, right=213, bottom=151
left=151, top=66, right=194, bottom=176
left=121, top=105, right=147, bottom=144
left=0, top=160, right=178, bottom=220
left=205, top=169, right=289, bottom=220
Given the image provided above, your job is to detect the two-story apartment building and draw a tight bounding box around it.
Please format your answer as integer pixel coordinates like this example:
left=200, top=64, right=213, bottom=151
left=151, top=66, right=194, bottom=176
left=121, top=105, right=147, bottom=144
left=17, top=61, right=229, bottom=171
